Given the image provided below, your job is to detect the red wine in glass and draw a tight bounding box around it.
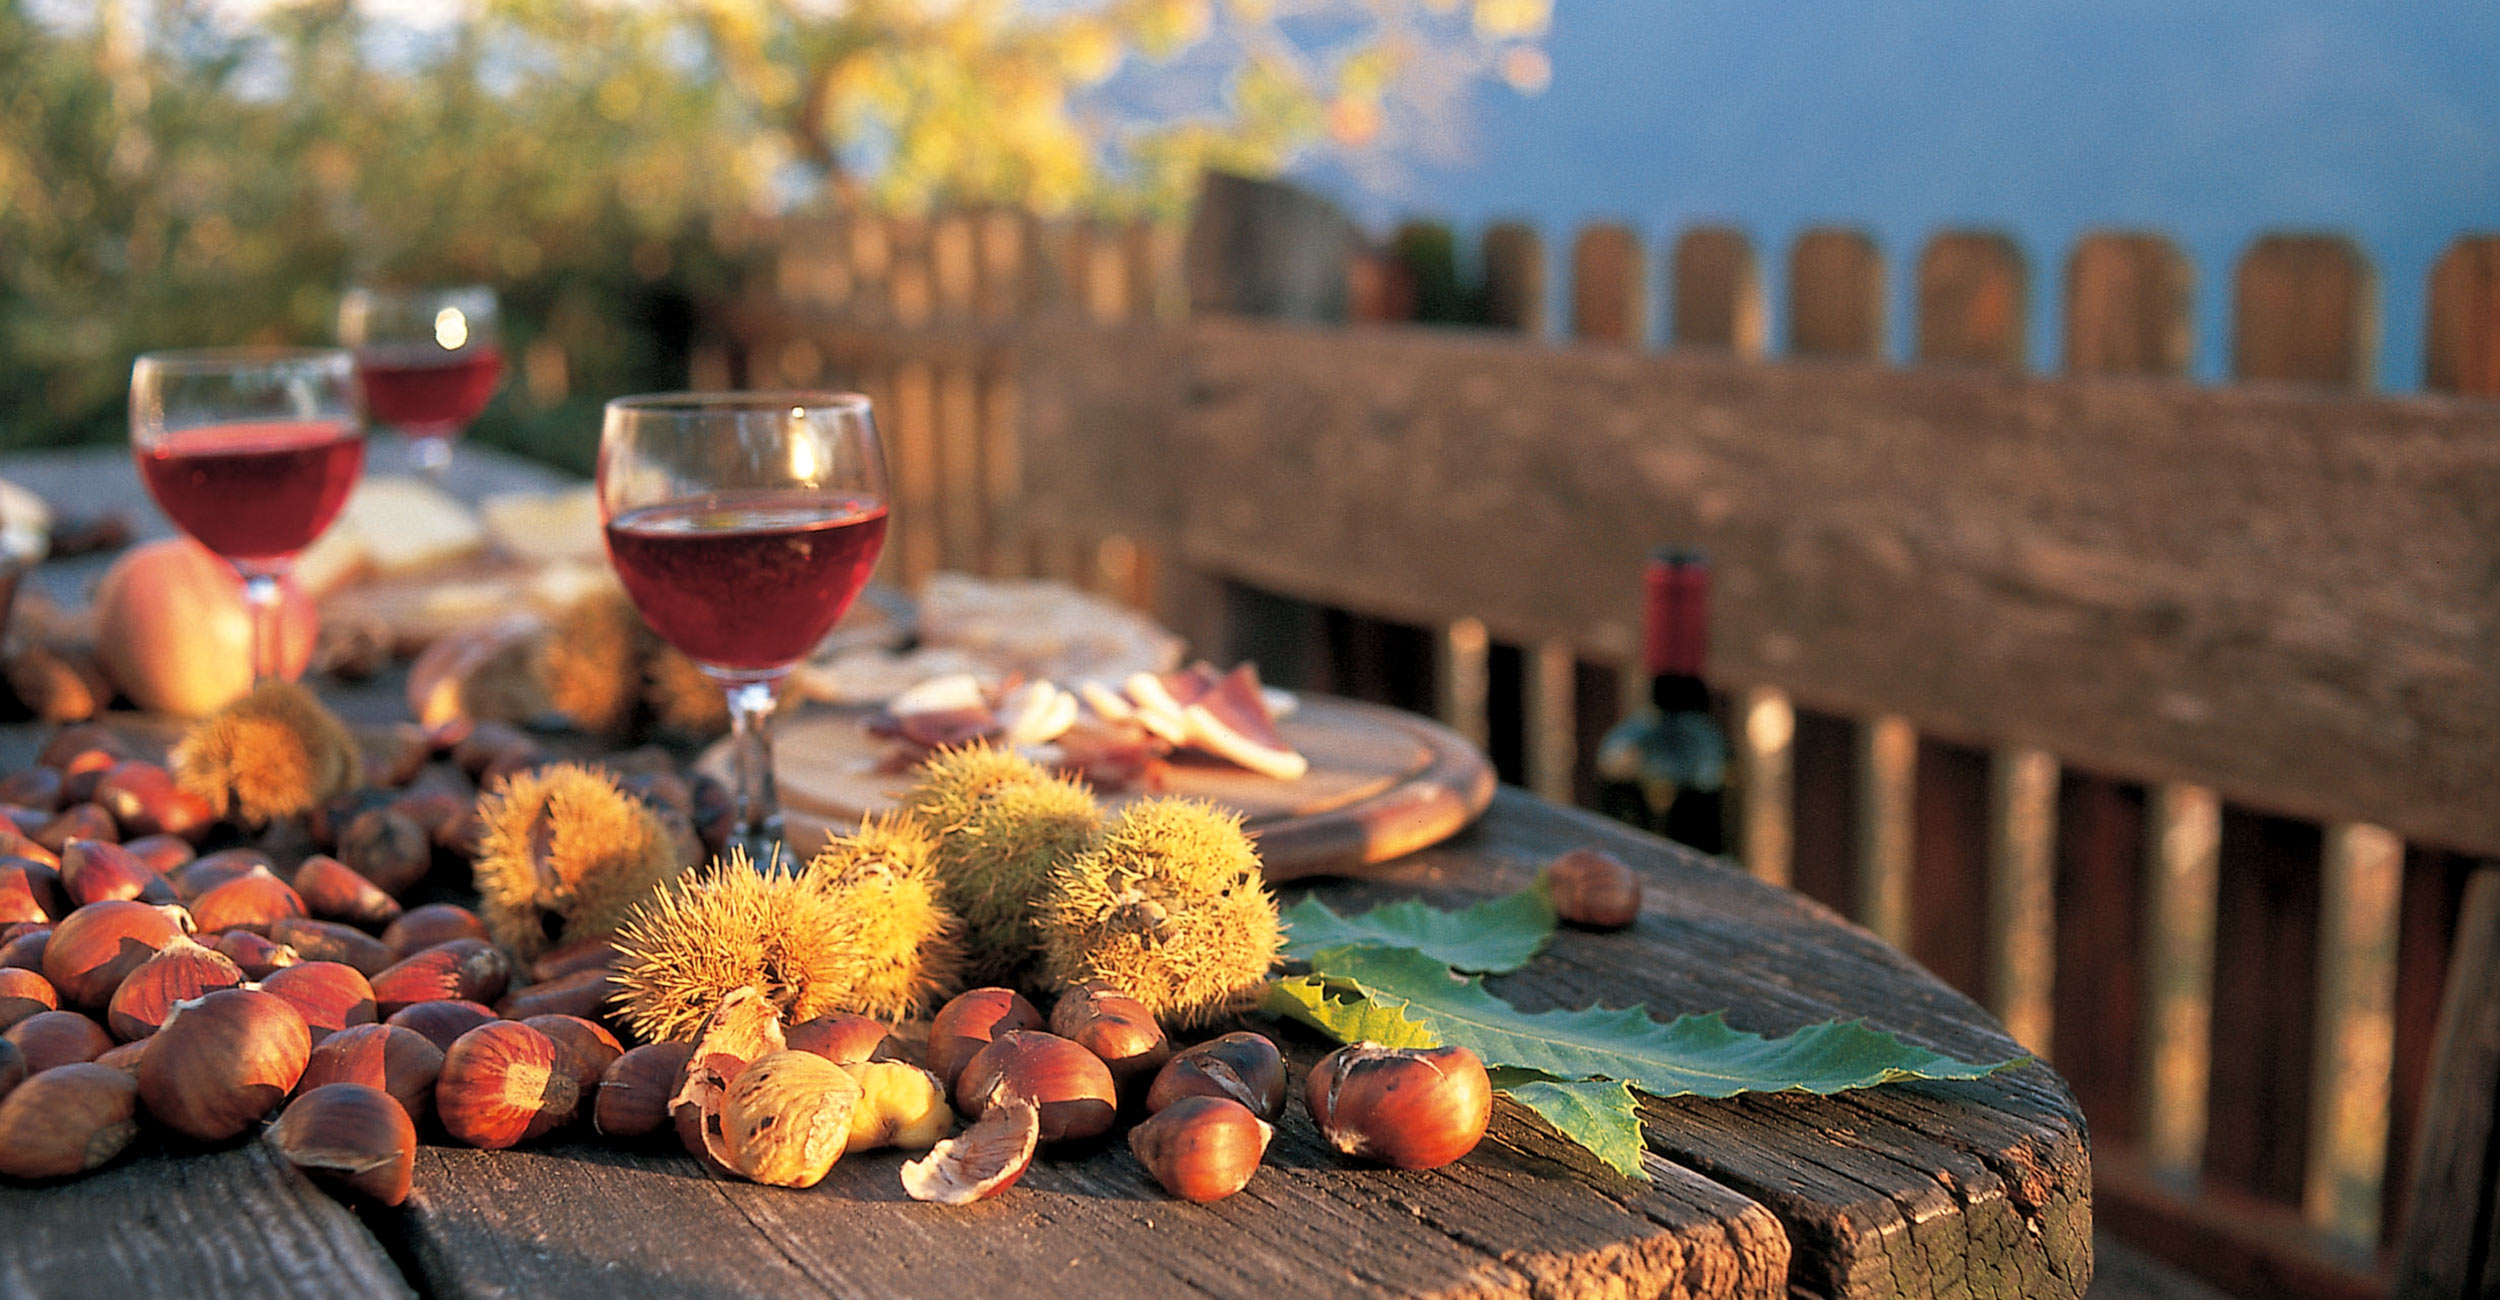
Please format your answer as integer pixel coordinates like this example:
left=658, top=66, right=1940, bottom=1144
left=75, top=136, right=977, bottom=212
left=605, top=492, right=889, bottom=672
left=356, top=344, right=504, bottom=433
left=138, top=420, right=364, bottom=565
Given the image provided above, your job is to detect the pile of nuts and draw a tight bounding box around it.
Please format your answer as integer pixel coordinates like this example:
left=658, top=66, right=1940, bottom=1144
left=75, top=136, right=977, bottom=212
left=0, top=717, right=1497, bottom=1210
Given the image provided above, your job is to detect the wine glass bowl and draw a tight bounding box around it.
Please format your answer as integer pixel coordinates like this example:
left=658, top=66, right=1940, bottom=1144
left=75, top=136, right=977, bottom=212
left=599, top=392, right=890, bottom=866
left=129, top=347, right=364, bottom=683
left=338, top=284, right=503, bottom=481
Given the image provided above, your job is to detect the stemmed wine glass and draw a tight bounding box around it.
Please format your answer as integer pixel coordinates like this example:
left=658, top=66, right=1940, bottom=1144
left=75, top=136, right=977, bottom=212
left=598, top=392, right=890, bottom=869
left=129, top=348, right=365, bottom=683
left=338, top=285, right=503, bottom=482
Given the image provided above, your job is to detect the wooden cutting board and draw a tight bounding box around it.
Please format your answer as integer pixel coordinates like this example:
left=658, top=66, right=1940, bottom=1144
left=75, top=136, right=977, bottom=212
left=715, top=695, right=1496, bottom=881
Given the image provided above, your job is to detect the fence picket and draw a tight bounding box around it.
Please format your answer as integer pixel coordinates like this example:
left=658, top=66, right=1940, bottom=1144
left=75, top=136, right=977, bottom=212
left=1916, top=231, right=2028, bottom=370
left=1570, top=224, right=1645, bottom=346
left=1670, top=226, right=1765, bottom=354
left=2142, top=780, right=2222, bottom=1180
left=2063, top=232, right=2192, bottom=378
left=2233, top=234, right=2377, bottom=387
left=1482, top=221, right=1548, bottom=337
left=1787, top=227, right=1883, bottom=358
left=2425, top=235, right=2500, bottom=396
left=2307, top=823, right=2403, bottom=1246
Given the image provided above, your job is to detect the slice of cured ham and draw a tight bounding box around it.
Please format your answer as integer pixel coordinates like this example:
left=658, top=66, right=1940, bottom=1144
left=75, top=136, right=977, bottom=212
left=1181, top=663, right=1308, bottom=781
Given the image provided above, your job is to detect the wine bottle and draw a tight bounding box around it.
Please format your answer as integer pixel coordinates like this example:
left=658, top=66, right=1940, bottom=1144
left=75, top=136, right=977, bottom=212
left=1593, top=549, right=1729, bottom=854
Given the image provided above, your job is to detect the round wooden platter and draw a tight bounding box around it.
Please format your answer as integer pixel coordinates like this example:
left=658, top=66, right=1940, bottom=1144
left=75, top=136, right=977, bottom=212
left=709, top=694, right=1496, bottom=881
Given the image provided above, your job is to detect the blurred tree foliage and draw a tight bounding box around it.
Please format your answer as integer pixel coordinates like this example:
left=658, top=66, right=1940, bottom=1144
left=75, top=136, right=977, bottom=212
left=0, top=0, right=1549, bottom=468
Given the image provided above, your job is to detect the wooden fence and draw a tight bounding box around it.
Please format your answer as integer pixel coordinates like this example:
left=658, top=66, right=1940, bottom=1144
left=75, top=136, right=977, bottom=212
left=712, top=180, right=2500, bottom=1300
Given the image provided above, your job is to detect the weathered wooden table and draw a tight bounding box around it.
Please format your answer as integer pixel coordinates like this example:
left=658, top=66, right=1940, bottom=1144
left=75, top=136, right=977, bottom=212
left=0, top=444, right=2092, bottom=1299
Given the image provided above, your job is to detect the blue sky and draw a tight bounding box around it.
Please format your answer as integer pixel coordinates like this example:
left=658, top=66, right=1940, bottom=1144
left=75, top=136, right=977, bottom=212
left=1290, top=0, right=2500, bottom=387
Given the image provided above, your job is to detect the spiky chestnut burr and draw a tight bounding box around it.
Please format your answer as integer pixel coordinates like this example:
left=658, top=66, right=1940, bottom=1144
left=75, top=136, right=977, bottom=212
left=170, top=681, right=362, bottom=826
left=540, top=591, right=653, bottom=739
left=1036, top=798, right=1282, bottom=1028
left=643, top=644, right=728, bottom=739
left=473, top=763, right=688, bottom=962
left=930, top=772, right=1101, bottom=987
left=610, top=849, right=865, bottom=1044
left=899, top=743, right=1047, bottom=835
left=801, top=816, right=964, bottom=1021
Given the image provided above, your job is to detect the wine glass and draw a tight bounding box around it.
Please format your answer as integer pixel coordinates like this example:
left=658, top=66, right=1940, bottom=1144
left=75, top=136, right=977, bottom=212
left=338, top=284, right=503, bottom=482
left=598, top=392, right=890, bottom=869
left=129, top=348, right=365, bottom=683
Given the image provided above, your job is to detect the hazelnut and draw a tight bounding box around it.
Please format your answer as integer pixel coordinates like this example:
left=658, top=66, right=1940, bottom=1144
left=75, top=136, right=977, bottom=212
left=899, top=1095, right=1040, bottom=1205
left=1305, top=1043, right=1491, bottom=1171
left=58, top=839, right=164, bottom=909
left=717, top=1049, right=861, bottom=1187
left=925, top=987, right=1042, bottom=1091
left=787, top=1013, right=888, bottom=1065
left=93, top=762, right=214, bottom=843
left=670, top=988, right=787, bottom=1172
left=0, top=1062, right=140, bottom=1179
left=170, top=849, right=275, bottom=902
left=841, top=1059, right=953, bottom=1153
left=105, top=935, right=243, bottom=1040
left=1129, top=1094, right=1272, bottom=1202
left=288, top=855, right=402, bottom=927
left=269, top=1082, right=416, bottom=1205
left=138, top=987, right=312, bottom=1140
left=299, top=1023, right=443, bottom=1126
left=35, top=803, right=117, bottom=853
left=526, top=937, right=618, bottom=985
left=257, top=962, right=378, bottom=1044
left=1544, top=848, right=1641, bottom=929
left=493, top=968, right=617, bottom=1022
left=593, top=1041, right=693, bottom=1139
left=6, top=1009, right=112, bottom=1073
left=120, top=834, right=197, bottom=875
left=1049, top=981, right=1172, bottom=1097
left=0, top=966, right=58, bottom=1032
left=188, top=865, right=307, bottom=935
left=437, top=1020, right=578, bottom=1148
left=214, top=930, right=302, bottom=981
left=381, top=904, right=488, bottom=962
left=1146, top=1031, right=1288, bottom=1120
left=338, top=808, right=434, bottom=898
left=384, top=1000, right=499, bottom=1053
left=268, top=918, right=392, bottom=977
left=1, top=925, right=52, bottom=972
left=370, top=938, right=511, bottom=1016
left=43, top=898, right=182, bottom=1010
left=521, top=1014, right=621, bottom=1096
left=955, top=1030, right=1117, bottom=1144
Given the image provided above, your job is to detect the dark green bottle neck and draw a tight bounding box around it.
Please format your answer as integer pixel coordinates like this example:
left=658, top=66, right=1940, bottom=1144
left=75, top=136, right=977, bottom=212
left=1647, top=672, right=1712, bottom=714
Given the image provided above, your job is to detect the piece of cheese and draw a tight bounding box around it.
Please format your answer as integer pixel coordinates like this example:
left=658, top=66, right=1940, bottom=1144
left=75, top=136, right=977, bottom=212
left=336, top=476, right=486, bottom=575
left=481, top=487, right=604, bottom=566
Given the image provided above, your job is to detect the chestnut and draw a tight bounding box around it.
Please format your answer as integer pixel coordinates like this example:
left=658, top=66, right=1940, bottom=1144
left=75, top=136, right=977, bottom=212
left=955, top=1030, right=1117, bottom=1144
left=187, top=865, right=307, bottom=935
left=381, top=904, right=488, bottom=962
left=925, top=987, right=1042, bottom=1091
left=437, top=1020, right=577, bottom=1148
left=1305, top=1043, right=1491, bottom=1171
left=1049, top=981, right=1172, bottom=1097
left=105, top=935, right=243, bottom=1040
left=0, top=862, right=52, bottom=925
left=0, top=966, right=58, bottom=1032
left=0, top=768, right=63, bottom=812
left=338, top=808, right=433, bottom=899
left=38, top=725, right=131, bottom=772
left=0, top=832, right=58, bottom=869
left=521, top=1014, right=621, bottom=1096
left=299, top=1023, right=443, bottom=1126
left=371, top=938, right=511, bottom=1015
left=1146, top=1032, right=1288, bottom=1121
left=92, top=1037, right=150, bottom=1075
left=1129, top=1094, right=1272, bottom=1202
left=786, top=1012, right=888, bottom=1065
left=1, top=925, right=52, bottom=972
left=269, top=1081, right=416, bottom=1205
left=717, top=1048, right=861, bottom=1187
left=94, top=761, right=214, bottom=843
left=58, top=839, right=163, bottom=909
left=526, top=937, right=618, bottom=985
left=384, top=999, right=498, bottom=1052
left=0, top=1037, right=22, bottom=1098
left=1544, top=847, right=1641, bottom=929
left=291, top=854, right=401, bottom=926
left=268, top=919, right=391, bottom=977
left=214, top=930, right=302, bottom=981
left=120, top=834, right=197, bottom=875
left=594, top=1040, right=693, bottom=1139
left=43, top=898, right=183, bottom=1010
left=257, top=962, right=378, bottom=1043
left=35, top=803, right=117, bottom=853
left=138, top=987, right=311, bottom=1140
left=0, top=1061, right=140, bottom=1179
left=6, top=1009, right=112, bottom=1073
left=493, top=968, right=617, bottom=1022
left=670, top=987, right=788, bottom=1173
left=171, top=849, right=274, bottom=904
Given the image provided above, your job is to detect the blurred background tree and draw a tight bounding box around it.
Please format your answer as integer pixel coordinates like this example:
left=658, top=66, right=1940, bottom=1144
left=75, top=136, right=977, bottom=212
left=0, top=0, right=1550, bottom=468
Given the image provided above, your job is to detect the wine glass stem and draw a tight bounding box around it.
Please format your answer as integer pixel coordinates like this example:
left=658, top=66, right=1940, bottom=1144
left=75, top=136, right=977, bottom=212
left=723, top=678, right=787, bottom=871
left=240, top=572, right=285, bottom=683
left=411, top=434, right=453, bottom=484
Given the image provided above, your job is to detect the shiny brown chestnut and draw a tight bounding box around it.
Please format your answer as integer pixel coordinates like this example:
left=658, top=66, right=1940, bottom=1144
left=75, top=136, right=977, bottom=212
left=298, top=1023, right=444, bottom=1126
left=924, top=987, right=1043, bottom=1091
left=58, top=839, right=161, bottom=909
left=1049, top=981, right=1171, bottom=1097
left=105, top=936, right=243, bottom=1040
left=1304, top=1043, right=1491, bottom=1171
left=370, top=938, right=511, bottom=1016
left=381, top=904, right=488, bottom=961
left=267, top=918, right=392, bottom=977
left=338, top=808, right=433, bottom=899
left=384, top=999, right=498, bottom=1053
left=34, top=804, right=117, bottom=853
left=493, top=968, right=617, bottom=1022
left=5, top=1009, right=112, bottom=1073
left=1, top=925, right=52, bottom=972
left=93, top=761, right=214, bottom=843
left=43, top=898, right=184, bottom=1010
left=786, top=1012, right=888, bottom=1065
left=257, top=962, right=378, bottom=1043
left=1146, top=1031, right=1288, bottom=1120
left=214, top=930, right=301, bottom=981
left=0, top=1037, right=23, bottom=1098
left=0, top=862, right=56, bottom=925
left=291, top=854, right=402, bottom=926
left=187, top=866, right=306, bottom=935
left=269, top=1081, right=416, bottom=1205
left=0, top=1061, right=140, bottom=1179
left=1543, top=847, right=1641, bottom=929
left=137, top=987, right=311, bottom=1140
left=0, top=966, right=58, bottom=1032
left=954, top=1030, right=1117, bottom=1144
left=1129, top=1094, right=1272, bottom=1202
left=170, top=849, right=274, bottom=903
left=593, top=1040, right=694, bottom=1139
left=437, top=1020, right=578, bottom=1148
left=120, top=834, right=196, bottom=875
left=521, top=1014, right=621, bottom=1096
